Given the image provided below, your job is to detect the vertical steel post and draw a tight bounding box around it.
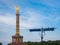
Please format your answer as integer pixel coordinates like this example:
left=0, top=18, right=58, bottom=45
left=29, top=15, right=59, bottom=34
left=41, top=27, right=43, bottom=42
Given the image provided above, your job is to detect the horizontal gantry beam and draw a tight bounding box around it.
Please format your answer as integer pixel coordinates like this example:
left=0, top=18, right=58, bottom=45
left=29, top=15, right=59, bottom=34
left=30, top=27, right=55, bottom=32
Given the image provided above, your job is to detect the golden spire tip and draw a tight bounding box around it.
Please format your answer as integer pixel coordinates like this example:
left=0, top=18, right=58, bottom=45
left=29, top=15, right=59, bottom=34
left=16, top=6, right=19, bottom=13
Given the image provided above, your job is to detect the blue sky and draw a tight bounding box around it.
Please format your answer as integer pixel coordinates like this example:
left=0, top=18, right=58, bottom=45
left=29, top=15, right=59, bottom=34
left=0, top=0, right=60, bottom=45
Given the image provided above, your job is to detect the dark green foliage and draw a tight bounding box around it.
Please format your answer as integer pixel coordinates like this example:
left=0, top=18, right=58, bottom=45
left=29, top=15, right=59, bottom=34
left=0, top=43, right=2, bottom=45
left=27, top=40, right=60, bottom=45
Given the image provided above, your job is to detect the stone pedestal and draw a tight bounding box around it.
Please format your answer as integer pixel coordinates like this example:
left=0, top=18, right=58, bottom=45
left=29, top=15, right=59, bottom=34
left=8, top=35, right=27, bottom=45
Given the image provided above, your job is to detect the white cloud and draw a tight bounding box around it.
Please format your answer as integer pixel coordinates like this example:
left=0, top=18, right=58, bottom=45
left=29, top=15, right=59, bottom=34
left=0, top=36, right=11, bottom=43
left=20, top=10, right=51, bottom=30
left=0, top=13, right=16, bottom=25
